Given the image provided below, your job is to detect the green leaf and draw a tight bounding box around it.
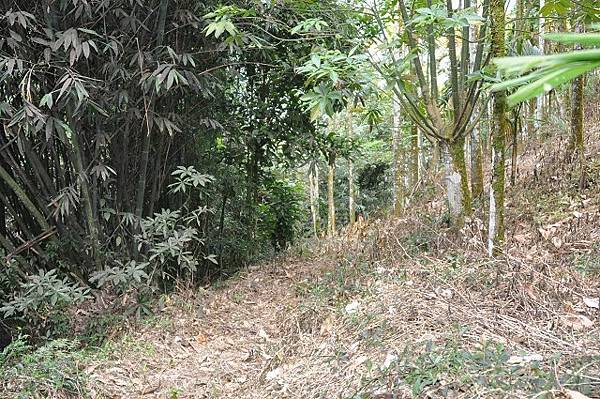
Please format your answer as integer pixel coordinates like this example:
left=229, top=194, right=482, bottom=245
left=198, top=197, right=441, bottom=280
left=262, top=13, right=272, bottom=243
left=544, top=33, right=600, bottom=46
left=507, top=61, right=600, bottom=106
left=39, top=93, right=53, bottom=109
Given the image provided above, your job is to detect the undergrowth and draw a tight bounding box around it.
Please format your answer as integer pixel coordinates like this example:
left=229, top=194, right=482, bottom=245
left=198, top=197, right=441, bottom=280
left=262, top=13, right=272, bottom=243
left=0, top=337, right=89, bottom=399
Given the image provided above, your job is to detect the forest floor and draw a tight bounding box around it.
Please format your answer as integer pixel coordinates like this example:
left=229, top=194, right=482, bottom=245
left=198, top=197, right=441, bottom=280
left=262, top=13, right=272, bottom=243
left=80, top=111, right=600, bottom=398
left=4, top=111, right=600, bottom=399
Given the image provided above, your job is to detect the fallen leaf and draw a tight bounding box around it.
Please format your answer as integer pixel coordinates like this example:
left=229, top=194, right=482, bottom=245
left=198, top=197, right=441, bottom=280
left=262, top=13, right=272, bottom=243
left=383, top=352, right=398, bottom=368
left=352, top=355, right=368, bottom=367
left=561, top=314, right=594, bottom=330
left=345, top=300, right=359, bottom=314
left=507, top=354, right=543, bottom=364
left=258, top=328, right=269, bottom=340
left=564, top=389, right=592, bottom=399
left=583, top=297, right=599, bottom=309
left=320, top=315, right=335, bottom=335
left=514, top=233, right=530, bottom=244
left=524, top=284, right=537, bottom=300
left=552, top=236, right=563, bottom=249
left=539, top=227, right=552, bottom=240
left=265, top=367, right=281, bottom=381
left=195, top=333, right=208, bottom=344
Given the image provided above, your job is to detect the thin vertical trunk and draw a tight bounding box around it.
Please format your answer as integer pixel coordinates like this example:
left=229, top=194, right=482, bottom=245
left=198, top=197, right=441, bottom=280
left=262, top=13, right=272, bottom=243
left=327, top=153, right=336, bottom=237
left=348, top=158, right=355, bottom=225
left=534, top=0, right=544, bottom=132
left=460, top=0, right=471, bottom=93
left=470, top=125, right=484, bottom=199
left=448, top=135, right=472, bottom=218
left=134, top=0, right=169, bottom=222
left=70, top=126, right=102, bottom=270
left=426, top=0, right=439, bottom=100
left=308, top=162, right=321, bottom=238
left=217, top=190, right=227, bottom=266
left=442, top=140, right=463, bottom=219
left=347, top=109, right=356, bottom=225
left=527, top=98, right=536, bottom=141
left=0, top=164, right=50, bottom=232
left=488, top=0, right=507, bottom=256
left=410, top=125, right=420, bottom=188
left=510, top=0, right=524, bottom=187
left=392, top=99, right=404, bottom=215
left=118, top=122, right=130, bottom=210
left=571, top=15, right=586, bottom=189
left=446, top=0, right=461, bottom=116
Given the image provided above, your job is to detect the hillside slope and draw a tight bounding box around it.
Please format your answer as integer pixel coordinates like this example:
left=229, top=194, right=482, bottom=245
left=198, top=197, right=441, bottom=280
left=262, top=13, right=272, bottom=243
left=3, top=108, right=600, bottom=399
left=84, top=105, right=600, bottom=399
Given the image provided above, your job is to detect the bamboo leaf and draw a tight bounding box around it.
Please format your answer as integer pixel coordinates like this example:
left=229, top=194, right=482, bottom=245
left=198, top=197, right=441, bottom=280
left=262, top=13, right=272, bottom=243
left=544, top=33, right=600, bottom=46
left=507, top=61, right=600, bottom=107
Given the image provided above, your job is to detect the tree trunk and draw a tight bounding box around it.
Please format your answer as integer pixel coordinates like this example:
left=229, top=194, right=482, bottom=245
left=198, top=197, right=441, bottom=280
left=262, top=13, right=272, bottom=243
left=449, top=135, right=472, bottom=218
left=0, top=164, right=50, bottom=232
left=570, top=15, right=586, bottom=189
left=410, top=125, right=420, bottom=189
left=470, top=126, right=484, bottom=199
left=134, top=0, right=169, bottom=222
left=347, top=109, right=356, bottom=225
left=534, top=0, right=544, bottom=132
left=70, top=126, right=102, bottom=270
left=442, top=140, right=462, bottom=220
left=392, top=100, right=404, bottom=216
left=488, top=0, right=507, bottom=256
left=348, top=159, right=356, bottom=226
left=327, top=153, right=336, bottom=237
left=308, top=162, right=321, bottom=238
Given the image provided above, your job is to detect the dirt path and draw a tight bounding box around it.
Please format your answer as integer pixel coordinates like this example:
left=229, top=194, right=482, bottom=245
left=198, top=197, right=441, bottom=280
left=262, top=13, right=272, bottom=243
left=88, top=243, right=600, bottom=399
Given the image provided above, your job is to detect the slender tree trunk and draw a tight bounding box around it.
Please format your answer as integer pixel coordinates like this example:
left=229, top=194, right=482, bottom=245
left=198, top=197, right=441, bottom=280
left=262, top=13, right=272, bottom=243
left=134, top=0, right=169, bottom=222
left=527, top=98, right=535, bottom=140
left=488, top=0, right=507, bottom=256
left=426, top=0, right=439, bottom=99
left=70, top=126, right=102, bottom=270
left=0, top=164, right=50, bottom=232
left=347, top=109, right=356, bottom=225
left=217, top=190, right=227, bottom=266
left=392, top=100, right=404, bottom=215
left=534, top=0, right=544, bottom=132
left=410, top=125, right=420, bottom=189
left=570, top=15, right=586, bottom=189
left=308, top=162, right=321, bottom=238
left=442, top=140, right=462, bottom=219
left=447, top=135, right=472, bottom=219
left=348, top=159, right=356, bottom=225
left=510, top=112, right=519, bottom=185
left=327, top=152, right=336, bottom=237
left=470, top=126, right=484, bottom=199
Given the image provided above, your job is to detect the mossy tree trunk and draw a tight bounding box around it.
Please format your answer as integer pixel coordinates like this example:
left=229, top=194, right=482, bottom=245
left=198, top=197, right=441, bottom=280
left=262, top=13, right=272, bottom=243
left=449, top=135, right=473, bottom=216
left=488, top=0, right=507, bottom=256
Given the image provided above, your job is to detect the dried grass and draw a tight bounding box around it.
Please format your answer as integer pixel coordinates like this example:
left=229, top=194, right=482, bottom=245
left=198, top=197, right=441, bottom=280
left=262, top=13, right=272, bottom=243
left=86, top=103, right=600, bottom=399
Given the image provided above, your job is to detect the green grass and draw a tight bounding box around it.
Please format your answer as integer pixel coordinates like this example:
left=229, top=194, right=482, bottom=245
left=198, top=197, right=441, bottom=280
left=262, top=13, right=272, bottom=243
left=0, top=336, right=90, bottom=398
left=347, top=332, right=600, bottom=398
